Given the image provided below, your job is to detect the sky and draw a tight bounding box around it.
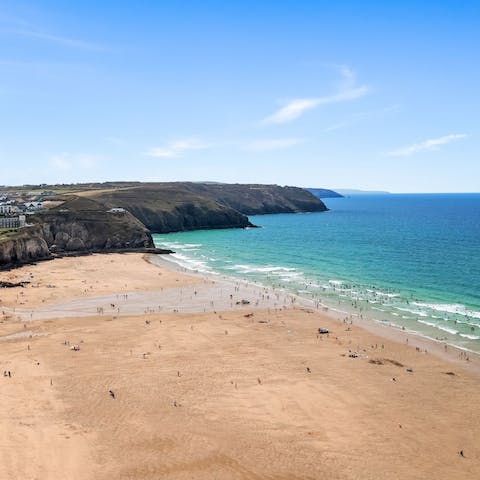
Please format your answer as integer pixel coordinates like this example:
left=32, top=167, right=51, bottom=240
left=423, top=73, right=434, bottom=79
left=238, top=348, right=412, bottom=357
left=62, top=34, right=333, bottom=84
left=0, top=0, right=479, bottom=192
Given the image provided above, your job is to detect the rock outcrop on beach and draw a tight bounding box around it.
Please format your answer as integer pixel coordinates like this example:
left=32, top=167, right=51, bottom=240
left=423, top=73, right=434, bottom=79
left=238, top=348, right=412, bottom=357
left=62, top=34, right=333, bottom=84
left=35, top=197, right=154, bottom=251
left=0, top=227, right=51, bottom=269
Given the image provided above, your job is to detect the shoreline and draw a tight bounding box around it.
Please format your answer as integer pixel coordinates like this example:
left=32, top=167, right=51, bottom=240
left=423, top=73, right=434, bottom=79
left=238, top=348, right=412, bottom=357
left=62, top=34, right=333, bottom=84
left=0, top=246, right=174, bottom=272
left=2, top=250, right=478, bottom=375
left=151, top=213, right=480, bottom=357
left=1, top=252, right=479, bottom=479
left=149, top=253, right=480, bottom=375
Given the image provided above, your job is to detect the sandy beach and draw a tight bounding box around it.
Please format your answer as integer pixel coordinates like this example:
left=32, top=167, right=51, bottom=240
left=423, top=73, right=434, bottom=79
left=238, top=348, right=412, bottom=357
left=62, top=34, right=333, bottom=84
left=1, top=253, right=479, bottom=479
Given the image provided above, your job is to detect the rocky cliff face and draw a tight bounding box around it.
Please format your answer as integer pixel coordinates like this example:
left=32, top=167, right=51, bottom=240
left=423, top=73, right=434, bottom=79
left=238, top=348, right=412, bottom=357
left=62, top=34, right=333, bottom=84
left=177, top=183, right=328, bottom=215
left=0, top=228, right=51, bottom=269
left=36, top=206, right=153, bottom=252
left=0, top=182, right=328, bottom=269
left=90, top=182, right=327, bottom=229
left=90, top=186, right=253, bottom=233
left=125, top=203, right=252, bottom=233
left=0, top=201, right=154, bottom=268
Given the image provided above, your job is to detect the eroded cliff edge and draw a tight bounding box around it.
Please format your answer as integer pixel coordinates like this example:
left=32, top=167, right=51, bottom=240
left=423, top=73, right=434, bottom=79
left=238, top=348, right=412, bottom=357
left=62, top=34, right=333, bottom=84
left=88, top=185, right=254, bottom=233
left=0, top=227, right=51, bottom=269
left=36, top=198, right=154, bottom=251
left=0, top=182, right=328, bottom=269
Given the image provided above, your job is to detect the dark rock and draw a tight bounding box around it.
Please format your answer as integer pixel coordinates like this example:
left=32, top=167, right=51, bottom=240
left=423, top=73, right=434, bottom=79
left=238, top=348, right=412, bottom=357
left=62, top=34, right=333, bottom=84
left=66, top=237, right=86, bottom=251
left=0, top=228, right=51, bottom=269
left=0, top=280, right=30, bottom=288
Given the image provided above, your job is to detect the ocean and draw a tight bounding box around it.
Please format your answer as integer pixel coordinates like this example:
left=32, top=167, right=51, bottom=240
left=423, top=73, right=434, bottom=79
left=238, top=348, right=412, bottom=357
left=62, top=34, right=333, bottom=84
left=153, top=194, right=480, bottom=352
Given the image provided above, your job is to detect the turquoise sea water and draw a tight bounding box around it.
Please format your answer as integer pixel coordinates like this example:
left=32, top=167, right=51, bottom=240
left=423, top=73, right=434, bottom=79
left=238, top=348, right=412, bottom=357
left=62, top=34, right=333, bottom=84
left=153, top=194, right=480, bottom=352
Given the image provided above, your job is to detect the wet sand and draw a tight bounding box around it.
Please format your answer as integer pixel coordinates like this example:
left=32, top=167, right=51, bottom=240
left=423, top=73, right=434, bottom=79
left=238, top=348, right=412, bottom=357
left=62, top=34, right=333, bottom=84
left=0, top=253, right=479, bottom=479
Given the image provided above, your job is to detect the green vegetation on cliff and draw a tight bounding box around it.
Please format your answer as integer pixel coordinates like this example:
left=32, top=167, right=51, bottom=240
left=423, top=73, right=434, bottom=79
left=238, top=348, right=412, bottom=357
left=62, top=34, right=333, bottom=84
left=86, top=184, right=253, bottom=233
left=178, top=183, right=328, bottom=215
left=0, top=225, right=51, bottom=268
left=1, top=182, right=328, bottom=268
left=36, top=196, right=153, bottom=251
left=0, top=228, right=20, bottom=240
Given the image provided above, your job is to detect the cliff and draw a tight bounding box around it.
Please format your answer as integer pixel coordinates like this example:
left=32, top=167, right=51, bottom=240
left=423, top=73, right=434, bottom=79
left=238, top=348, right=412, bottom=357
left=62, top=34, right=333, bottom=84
left=87, top=185, right=253, bottom=233
left=1, top=181, right=329, bottom=268
left=0, top=226, right=51, bottom=269
left=35, top=197, right=154, bottom=251
left=177, top=183, right=328, bottom=215
left=0, top=201, right=156, bottom=269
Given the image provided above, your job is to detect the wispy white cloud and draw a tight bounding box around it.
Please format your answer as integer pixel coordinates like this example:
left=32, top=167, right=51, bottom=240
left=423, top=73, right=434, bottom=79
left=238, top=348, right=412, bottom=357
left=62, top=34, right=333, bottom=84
left=7, top=28, right=107, bottom=51
left=386, top=134, right=467, bottom=157
left=49, top=153, right=98, bottom=171
left=0, top=14, right=107, bottom=51
left=262, top=86, right=369, bottom=125
left=261, top=64, right=369, bottom=125
left=145, top=138, right=209, bottom=158
left=244, top=138, right=305, bottom=151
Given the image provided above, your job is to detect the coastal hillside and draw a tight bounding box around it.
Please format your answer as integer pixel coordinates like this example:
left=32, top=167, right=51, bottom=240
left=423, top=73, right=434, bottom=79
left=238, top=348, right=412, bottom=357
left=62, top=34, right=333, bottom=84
left=0, top=182, right=328, bottom=268
left=177, top=183, right=328, bottom=215
left=0, top=197, right=155, bottom=269
left=84, top=184, right=254, bottom=233
left=55, top=182, right=328, bottom=216
left=35, top=196, right=154, bottom=251
left=76, top=182, right=327, bottom=228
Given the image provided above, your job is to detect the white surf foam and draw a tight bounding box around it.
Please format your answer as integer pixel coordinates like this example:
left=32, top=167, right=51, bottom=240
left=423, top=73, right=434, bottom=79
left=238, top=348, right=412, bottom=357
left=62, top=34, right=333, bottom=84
left=396, top=307, right=428, bottom=317
left=437, top=325, right=459, bottom=335
left=459, top=333, right=480, bottom=340
left=412, top=302, right=480, bottom=319
left=417, top=319, right=437, bottom=328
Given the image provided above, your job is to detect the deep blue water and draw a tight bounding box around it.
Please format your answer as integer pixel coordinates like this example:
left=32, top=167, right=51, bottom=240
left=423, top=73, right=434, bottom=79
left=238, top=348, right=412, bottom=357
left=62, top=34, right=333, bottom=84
left=153, top=194, right=480, bottom=351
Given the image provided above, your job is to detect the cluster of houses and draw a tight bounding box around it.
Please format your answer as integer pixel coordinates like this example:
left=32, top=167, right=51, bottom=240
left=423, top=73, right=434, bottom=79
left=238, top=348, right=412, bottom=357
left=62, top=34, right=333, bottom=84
left=0, top=190, right=55, bottom=229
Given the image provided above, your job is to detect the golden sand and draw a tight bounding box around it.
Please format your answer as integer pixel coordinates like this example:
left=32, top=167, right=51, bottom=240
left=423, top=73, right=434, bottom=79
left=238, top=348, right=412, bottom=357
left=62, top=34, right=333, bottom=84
left=0, top=254, right=479, bottom=479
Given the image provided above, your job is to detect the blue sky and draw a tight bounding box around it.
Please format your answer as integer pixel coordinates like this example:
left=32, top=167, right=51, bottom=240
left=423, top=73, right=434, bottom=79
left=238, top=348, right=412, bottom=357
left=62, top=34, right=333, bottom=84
left=0, top=0, right=479, bottom=192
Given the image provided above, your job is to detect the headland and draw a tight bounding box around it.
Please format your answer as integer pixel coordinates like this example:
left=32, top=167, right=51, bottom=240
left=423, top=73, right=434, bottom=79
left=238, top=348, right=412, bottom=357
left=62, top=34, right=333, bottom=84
left=0, top=182, right=327, bottom=269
